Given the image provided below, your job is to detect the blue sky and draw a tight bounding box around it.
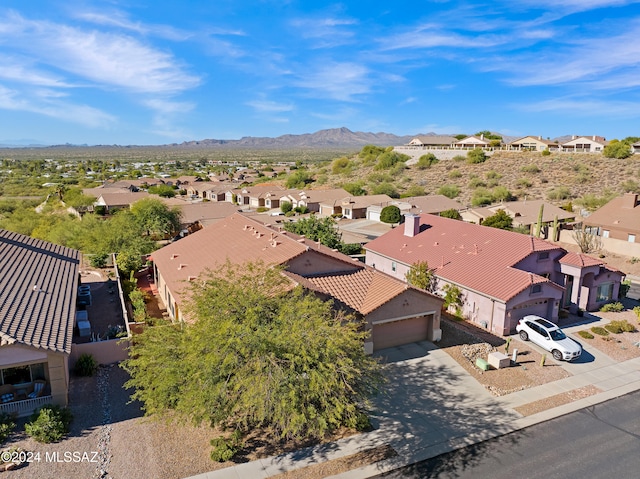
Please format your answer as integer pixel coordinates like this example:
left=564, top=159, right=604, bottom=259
left=1, top=1, right=640, bottom=145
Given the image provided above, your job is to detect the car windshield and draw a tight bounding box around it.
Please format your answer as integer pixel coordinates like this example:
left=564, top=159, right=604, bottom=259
left=549, top=329, right=566, bottom=340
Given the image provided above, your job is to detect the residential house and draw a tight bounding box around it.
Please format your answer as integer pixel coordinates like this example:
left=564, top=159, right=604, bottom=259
left=234, top=185, right=286, bottom=209
left=319, top=194, right=393, bottom=219
left=583, top=193, right=640, bottom=244
left=366, top=200, right=412, bottom=222
left=279, top=188, right=350, bottom=213
left=94, top=191, right=150, bottom=213
left=509, top=136, right=559, bottom=151
left=404, top=195, right=463, bottom=215
left=150, top=214, right=444, bottom=351
left=0, top=230, right=79, bottom=417
left=365, top=214, right=623, bottom=335
left=173, top=202, right=241, bottom=231
left=562, top=136, right=608, bottom=152
left=461, top=199, right=575, bottom=238
left=454, top=135, right=493, bottom=149
left=406, top=136, right=457, bottom=148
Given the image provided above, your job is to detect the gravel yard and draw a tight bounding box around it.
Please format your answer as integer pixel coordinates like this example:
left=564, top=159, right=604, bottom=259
left=438, top=318, right=571, bottom=397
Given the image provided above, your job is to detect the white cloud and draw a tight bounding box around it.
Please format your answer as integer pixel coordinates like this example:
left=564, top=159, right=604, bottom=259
left=74, top=10, right=192, bottom=41
left=294, top=62, right=371, bottom=101
left=0, top=11, right=201, bottom=94
left=0, top=84, right=115, bottom=127
left=290, top=14, right=357, bottom=47
left=246, top=100, right=295, bottom=113
left=0, top=56, right=73, bottom=88
left=517, top=97, right=640, bottom=116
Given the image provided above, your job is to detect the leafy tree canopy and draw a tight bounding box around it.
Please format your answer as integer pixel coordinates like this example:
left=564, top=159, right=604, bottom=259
left=475, top=130, right=502, bottom=140
left=286, top=170, right=313, bottom=189
left=482, top=209, right=513, bottom=230
left=405, top=260, right=436, bottom=292
left=283, top=215, right=343, bottom=249
left=440, top=209, right=462, bottom=220
left=148, top=184, right=177, bottom=198
left=380, top=205, right=402, bottom=224
left=130, top=197, right=181, bottom=239
left=603, top=140, right=632, bottom=159
left=122, top=261, right=384, bottom=441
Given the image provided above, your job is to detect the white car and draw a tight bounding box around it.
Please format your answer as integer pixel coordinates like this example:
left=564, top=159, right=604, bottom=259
left=516, top=315, right=582, bottom=361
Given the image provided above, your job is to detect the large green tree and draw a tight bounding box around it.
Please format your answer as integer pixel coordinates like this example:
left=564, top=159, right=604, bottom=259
left=123, top=262, right=383, bottom=441
left=482, top=209, right=513, bottom=230
left=283, top=215, right=351, bottom=251
left=130, top=197, right=181, bottom=239
left=603, top=140, right=632, bottom=159
left=405, top=261, right=436, bottom=292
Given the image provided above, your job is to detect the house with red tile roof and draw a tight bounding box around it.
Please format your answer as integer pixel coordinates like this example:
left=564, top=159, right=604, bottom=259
left=151, top=213, right=444, bottom=351
left=365, top=214, right=623, bottom=335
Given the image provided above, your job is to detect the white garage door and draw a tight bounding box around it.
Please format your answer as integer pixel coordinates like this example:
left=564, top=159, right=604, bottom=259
left=508, top=299, right=550, bottom=331
left=372, top=315, right=431, bottom=351
left=368, top=210, right=381, bottom=222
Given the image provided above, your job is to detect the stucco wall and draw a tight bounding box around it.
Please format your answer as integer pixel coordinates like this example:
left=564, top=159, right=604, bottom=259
left=559, top=229, right=640, bottom=255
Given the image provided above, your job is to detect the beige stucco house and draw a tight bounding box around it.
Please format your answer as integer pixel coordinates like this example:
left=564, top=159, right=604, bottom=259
left=0, top=230, right=79, bottom=417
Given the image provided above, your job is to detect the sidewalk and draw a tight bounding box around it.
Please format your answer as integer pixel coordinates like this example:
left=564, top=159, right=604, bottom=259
left=186, top=340, right=640, bottom=479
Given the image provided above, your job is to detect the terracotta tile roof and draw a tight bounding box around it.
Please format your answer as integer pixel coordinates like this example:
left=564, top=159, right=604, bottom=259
left=286, top=268, right=414, bottom=315
left=152, top=213, right=357, bottom=304
left=174, top=202, right=240, bottom=225
left=365, top=214, right=564, bottom=302
left=466, top=200, right=575, bottom=226
left=0, top=230, right=79, bottom=353
left=557, top=252, right=604, bottom=268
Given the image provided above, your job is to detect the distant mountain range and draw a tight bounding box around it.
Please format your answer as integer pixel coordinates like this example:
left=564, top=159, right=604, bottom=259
left=174, top=127, right=419, bottom=149
left=0, top=128, right=572, bottom=149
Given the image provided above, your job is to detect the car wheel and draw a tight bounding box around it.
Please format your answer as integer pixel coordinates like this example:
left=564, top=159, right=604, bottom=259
left=519, top=331, right=528, bottom=341
left=552, top=349, right=563, bottom=361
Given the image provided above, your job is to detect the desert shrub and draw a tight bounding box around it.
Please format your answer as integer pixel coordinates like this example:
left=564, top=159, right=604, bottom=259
left=342, top=182, right=366, bottom=196
left=280, top=201, right=293, bottom=214
left=547, top=187, right=572, bottom=201
left=437, top=185, right=460, bottom=199
left=416, top=153, right=439, bottom=169
left=332, top=157, right=352, bottom=175
left=600, top=301, right=624, bottom=312
left=256, top=207, right=268, bottom=213
left=354, top=410, right=372, bottom=432
left=401, top=185, right=426, bottom=197
left=90, top=253, right=109, bottom=268
left=492, top=186, right=514, bottom=202
left=440, top=209, right=462, bottom=220
left=578, top=330, right=594, bottom=339
left=468, top=177, right=487, bottom=189
left=486, top=170, right=502, bottom=180
left=620, top=179, right=640, bottom=194
left=75, top=353, right=98, bottom=376
left=633, top=305, right=640, bottom=320
left=380, top=205, right=402, bottom=224
left=0, top=413, right=15, bottom=445
left=605, top=320, right=636, bottom=334
left=293, top=205, right=309, bottom=214
left=541, top=149, right=551, bottom=156
left=375, top=151, right=409, bottom=170
left=575, top=192, right=616, bottom=211
left=521, top=164, right=541, bottom=174
left=516, top=178, right=533, bottom=188
left=448, top=170, right=462, bottom=179
left=603, top=140, right=632, bottom=159
left=370, top=183, right=399, bottom=198
left=619, top=279, right=631, bottom=299
left=286, top=170, right=313, bottom=188
left=471, top=188, right=494, bottom=207
left=210, top=430, right=243, bottom=462
left=25, top=405, right=73, bottom=443
left=452, top=155, right=466, bottom=162
left=590, top=326, right=609, bottom=336
left=367, top=172, right=393, bottom=184
left=467, top=149, right=487, bottom=164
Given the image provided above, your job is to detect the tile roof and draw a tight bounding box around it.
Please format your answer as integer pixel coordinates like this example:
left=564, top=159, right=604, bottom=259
left=174, top=202, right=240, bottom=225
left=557, top=252, right=604, bottom=268
left=403, top=195, right=462, bottom=214
left=96, top=191, right=150, bottom=206
left=291, top=268, right=410, bottom=315
left=583, top=194, right=640, bottom=234
left=152, top=213, right=357, bottom=304
left=365, top=214, right=564, bottom=302
left=0, top=230, right=79, bottom=353
left=467, top=200, right=575, bottom=226
left=509, top=136, right=559, bottom=146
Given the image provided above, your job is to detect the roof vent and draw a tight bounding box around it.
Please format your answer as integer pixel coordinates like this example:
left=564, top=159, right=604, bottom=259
left=33, top=285, right=40, bottom=291
left=271, top=240, right=279, bottom=247
left=178, top=264, right=186, bottom=270
left=188, top=275, right=197, bottom=281
left=297, top=238, right=305, bottom=243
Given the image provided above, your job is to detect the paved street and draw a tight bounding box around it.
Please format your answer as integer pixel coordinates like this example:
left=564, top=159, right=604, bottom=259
left=371, top=390, right=640, bottom=479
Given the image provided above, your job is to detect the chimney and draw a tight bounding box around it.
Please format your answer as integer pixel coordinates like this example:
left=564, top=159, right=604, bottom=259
left=622, top=192, right=638, bottom=209
left=592, top=135, right=596, bottom=141
left=404, top=213, right=420, bottom=237
left=572, top=135, right=576, bottom=140
left=480, top=133, right=484, bottom=140
left=538, top=136, right=542, bottom=140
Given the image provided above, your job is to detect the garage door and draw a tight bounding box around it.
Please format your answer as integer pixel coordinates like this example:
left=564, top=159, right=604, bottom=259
left=372, top=315, right=430, bottom=351
left=508, top=299, right=550, bottom=331
left=368, top=210, right=381, bottom=222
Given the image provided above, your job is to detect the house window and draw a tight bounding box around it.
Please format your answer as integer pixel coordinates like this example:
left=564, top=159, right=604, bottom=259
left=602, top=230, right=610, bottom=238
left=344, top=209, right=351, bottom=216
left=629, top=234, right=636, bottom=243
left=538, top=251, right=549, bottom=261
left=531, top=284, right=542, bottom=294
left=1, top=363, right=46, bottom=386
left=391, top=261, right=397, bottom=272
left=596, top=283, right=614, bottom=302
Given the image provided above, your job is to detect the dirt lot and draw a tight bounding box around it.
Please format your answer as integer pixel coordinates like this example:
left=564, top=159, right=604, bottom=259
left=437, top=317, right=571, bottom=397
